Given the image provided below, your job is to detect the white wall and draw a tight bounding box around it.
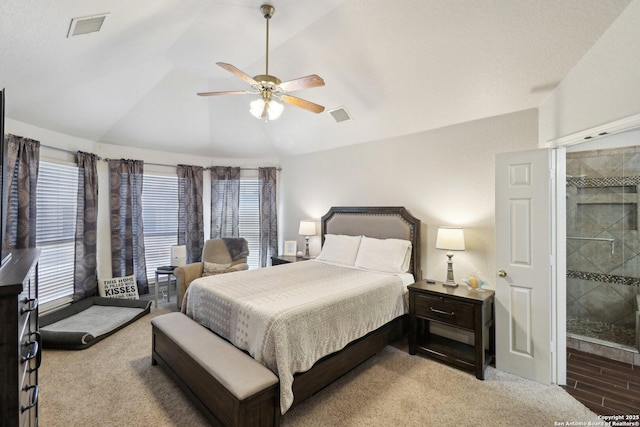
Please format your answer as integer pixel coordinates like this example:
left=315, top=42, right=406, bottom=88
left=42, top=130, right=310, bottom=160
left=7, top=109, right=539, bottom=287
left=539, top=0, right=640, bottom=145
left=279, top=109, right=539, bottom=287
left=5, top=118, right=278, bottom=281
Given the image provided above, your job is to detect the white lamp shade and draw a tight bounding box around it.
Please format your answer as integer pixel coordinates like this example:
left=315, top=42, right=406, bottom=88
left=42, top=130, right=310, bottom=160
left=298, top=220, right=317, bottom=236
left=435, top=227, right=465, bottom=251
left=249, top=98, right=265, bottom=118
left=267, top=99, right=284, bottom=119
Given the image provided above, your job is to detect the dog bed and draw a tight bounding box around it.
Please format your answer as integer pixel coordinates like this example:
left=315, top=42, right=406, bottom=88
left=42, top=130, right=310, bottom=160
left=40, top=296, right=152, bottom=350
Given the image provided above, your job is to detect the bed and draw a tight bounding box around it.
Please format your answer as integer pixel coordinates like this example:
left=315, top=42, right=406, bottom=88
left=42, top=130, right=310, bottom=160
left=166, top=206, right=421, bottom=421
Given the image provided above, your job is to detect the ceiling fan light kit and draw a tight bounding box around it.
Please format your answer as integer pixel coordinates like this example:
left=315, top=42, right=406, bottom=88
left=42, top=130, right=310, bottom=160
left=250, top=97, right=284, bottom=121
left=197, top=4, right=325, bottom=122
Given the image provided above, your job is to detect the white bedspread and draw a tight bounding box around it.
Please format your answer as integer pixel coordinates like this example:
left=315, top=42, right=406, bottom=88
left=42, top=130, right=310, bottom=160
left=182, top=260, right=410, bottom=413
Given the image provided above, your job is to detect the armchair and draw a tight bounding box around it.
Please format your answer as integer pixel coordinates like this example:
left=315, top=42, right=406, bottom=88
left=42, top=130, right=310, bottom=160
left=175, top=238, right=249, bottom=307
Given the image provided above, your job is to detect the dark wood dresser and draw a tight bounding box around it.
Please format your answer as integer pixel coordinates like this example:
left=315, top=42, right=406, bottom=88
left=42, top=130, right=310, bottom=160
left=0, top=249, right=41, bottom=427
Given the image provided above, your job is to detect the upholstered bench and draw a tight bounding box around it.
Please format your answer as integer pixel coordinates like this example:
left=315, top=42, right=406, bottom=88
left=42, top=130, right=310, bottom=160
left=151, top=312, right=280, bottom=427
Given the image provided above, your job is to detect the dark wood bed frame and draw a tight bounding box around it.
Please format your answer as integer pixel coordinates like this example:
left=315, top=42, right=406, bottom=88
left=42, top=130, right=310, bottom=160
left=289, top=207, right=421, bottom=403
left=153, top=206, right=421, bottom=425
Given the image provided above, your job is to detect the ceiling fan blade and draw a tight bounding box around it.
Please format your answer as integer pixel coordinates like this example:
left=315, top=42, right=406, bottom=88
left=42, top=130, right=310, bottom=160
left=216, top=62, right=258, bottom=86
left=278, top=75, right=325, bottom=92
left=197, top=90, right=253, bottom=97
left=279, top=95, right=325, bottom=114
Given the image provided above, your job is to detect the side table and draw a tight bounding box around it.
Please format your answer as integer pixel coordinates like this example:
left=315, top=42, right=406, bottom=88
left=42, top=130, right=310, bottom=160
left=408, top=280, right=495, bottom=379
left=155, top=266, right=177, bottom=309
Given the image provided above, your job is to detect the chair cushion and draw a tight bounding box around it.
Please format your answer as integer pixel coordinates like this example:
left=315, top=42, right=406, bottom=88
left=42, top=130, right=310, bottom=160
left=202, top=262, right=233, bottom=276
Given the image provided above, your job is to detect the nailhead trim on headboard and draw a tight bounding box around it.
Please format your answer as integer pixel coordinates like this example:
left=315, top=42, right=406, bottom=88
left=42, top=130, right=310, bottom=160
left=320, top=207, right=422, bottom=280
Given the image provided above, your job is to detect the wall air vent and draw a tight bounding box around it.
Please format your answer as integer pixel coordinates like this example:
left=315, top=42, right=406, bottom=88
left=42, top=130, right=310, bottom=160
left=67, top=14, right=109, bottom=38
left=328, top=106, right=352, bottom=123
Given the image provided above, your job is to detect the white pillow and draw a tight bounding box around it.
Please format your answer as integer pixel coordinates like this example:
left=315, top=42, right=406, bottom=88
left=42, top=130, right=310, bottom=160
left=354, top=236, right=412, bottom=273
left=316, top=234, right=362, bottom=266
left=98, top=275, right=140, bottom=299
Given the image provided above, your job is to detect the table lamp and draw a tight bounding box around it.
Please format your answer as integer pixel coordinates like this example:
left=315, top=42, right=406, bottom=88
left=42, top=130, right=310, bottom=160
left=435, top=226, right=465, bottom=287
left=298, top=220, right=317, bottom=259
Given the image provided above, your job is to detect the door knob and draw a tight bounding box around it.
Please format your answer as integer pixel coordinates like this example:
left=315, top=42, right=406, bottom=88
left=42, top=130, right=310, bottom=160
left=498, top=269, right=507, bottom=278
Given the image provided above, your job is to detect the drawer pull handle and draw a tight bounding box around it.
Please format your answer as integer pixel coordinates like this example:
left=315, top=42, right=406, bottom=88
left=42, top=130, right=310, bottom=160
left=21, top=339, right=39, bottom=363
left=430, top=307, right=455, bottom=316
left=26, top=331, right=42, bottom=371
left=21, top=385, right=39, bottom=413
left=21, top=297, right=38, bottom=314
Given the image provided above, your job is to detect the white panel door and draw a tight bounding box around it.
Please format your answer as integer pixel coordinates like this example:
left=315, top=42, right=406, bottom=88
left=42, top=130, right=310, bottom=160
left=495, top=148, right=553, bottom=384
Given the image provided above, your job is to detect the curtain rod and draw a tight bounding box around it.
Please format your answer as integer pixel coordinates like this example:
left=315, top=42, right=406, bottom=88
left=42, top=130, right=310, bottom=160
left=41, top=144, right=103, bottom=160
left=104, top=160, right=282, bottom=172
left=40, top=145, right=280, bottom=171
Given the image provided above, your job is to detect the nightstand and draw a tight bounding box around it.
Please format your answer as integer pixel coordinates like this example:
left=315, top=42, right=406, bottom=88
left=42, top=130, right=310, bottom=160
left=270, top=255, right=308, bottom=266
left=408, top=280, right=495, bottom=379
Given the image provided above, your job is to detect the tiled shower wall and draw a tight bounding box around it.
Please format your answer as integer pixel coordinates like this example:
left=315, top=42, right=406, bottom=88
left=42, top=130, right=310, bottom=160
left=566, top=146, right=640, bottom=349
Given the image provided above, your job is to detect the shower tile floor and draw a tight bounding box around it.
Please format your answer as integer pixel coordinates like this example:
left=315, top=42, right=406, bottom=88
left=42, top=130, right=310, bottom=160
left=567, top=315, right=636, bottom=348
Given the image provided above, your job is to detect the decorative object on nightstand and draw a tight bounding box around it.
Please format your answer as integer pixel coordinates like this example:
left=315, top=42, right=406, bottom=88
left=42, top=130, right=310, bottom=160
left=298, top=220, right=317, bottom=259
left=283, top=240, right=297, bottom=256
left=170, top=245, right=187, bottom=267
left=435, top=226, right=465, bottom=287
left=464, top=274, right=486, bottom=291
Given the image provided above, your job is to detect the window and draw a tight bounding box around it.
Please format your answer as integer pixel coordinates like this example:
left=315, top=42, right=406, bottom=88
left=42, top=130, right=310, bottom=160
left=213, top=177, right=262, bottom=269
left=142, top=173, right=179, bottom=280
left=36, top=161, right=78, bottom=305
left=239, top=179, right=260, bottom=269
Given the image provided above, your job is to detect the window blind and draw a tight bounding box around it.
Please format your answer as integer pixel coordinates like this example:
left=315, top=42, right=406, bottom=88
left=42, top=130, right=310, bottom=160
left=239, top=179, right=260, bottom=269
left=142, top=173, right=179, bottom=281
left=36, top=161, right=78, bottom=304
left=213, top=178, right=261, bottom=269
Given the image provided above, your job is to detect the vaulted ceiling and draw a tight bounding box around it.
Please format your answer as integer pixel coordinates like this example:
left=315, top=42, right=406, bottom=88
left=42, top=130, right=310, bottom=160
left=0, top=0, right=633, bottom=159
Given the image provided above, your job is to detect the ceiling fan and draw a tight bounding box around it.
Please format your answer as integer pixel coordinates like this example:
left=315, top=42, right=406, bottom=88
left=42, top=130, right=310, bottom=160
left=197, top=4, right=325, bottom=121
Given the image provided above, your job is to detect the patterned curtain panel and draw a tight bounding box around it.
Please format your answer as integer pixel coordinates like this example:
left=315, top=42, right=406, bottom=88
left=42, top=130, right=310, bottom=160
left=210, top=166, right=240, bottom=238
left=4, top=135, right=40, bottom=249
left=108, top=159, right=149, bottom=293
left=73, top=151, right=99, bottom=300
left=177, top=164, right=204, bottom=263
left=259, top=167, right=278, bottom=268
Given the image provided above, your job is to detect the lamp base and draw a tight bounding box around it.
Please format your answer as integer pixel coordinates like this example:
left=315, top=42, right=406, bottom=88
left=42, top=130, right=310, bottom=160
left=303, top=237, right=310, bottom=259
left=443, top=253, right=458, bottom=287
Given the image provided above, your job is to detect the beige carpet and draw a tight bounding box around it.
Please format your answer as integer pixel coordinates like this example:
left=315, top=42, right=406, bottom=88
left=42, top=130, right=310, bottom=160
left=40, top=308, right=599, bottom=426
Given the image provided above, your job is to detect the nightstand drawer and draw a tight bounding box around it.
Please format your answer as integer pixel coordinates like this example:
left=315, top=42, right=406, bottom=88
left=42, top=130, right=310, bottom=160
left=413, top=293, right=474, bottom=329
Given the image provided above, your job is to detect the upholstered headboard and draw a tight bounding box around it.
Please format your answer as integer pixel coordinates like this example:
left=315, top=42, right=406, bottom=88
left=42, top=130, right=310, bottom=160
left=321, top=206, right=421, bottom=280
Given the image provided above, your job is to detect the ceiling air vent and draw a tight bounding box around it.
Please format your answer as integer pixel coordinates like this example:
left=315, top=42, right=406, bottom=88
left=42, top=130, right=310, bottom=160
left=67, top=14, right=109, bottom=38
left=328, top=107, right=352, bottom=123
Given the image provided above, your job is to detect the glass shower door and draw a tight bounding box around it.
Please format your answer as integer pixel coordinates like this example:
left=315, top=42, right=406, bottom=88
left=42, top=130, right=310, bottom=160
left=566, top=145, right=640, bottom=350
